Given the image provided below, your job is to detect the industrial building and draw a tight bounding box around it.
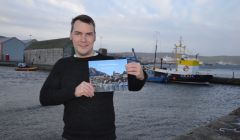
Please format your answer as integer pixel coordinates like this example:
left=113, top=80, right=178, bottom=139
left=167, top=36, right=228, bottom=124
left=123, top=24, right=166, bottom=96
left=0, top=36, right=26, bottom=62
left=24, top=38, right=74, bottom=66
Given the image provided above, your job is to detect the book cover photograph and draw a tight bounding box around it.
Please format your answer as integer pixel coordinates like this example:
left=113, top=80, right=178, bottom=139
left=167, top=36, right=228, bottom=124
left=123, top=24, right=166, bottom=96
left=88, top=59, right=128, bottom=92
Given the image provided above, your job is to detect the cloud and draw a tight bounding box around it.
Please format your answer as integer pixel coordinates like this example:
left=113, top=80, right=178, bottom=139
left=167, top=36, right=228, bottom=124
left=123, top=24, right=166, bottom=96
left=152, top=0, right=173, bottom=18
left=92, top=0, right=240, bottom=55
left=0, top=0, right=87, bottom=40
left=0, top=0, right=239, bottom=55
left=194, top=0, right=209, bottom=5
left=48, top=0, right=86, bottom=14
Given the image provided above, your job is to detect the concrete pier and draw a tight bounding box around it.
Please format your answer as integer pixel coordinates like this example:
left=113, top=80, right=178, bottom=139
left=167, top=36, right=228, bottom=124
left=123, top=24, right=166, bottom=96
left=210, top=77, right=240, bottom=85
left=173, top=108, right=240, bottom=140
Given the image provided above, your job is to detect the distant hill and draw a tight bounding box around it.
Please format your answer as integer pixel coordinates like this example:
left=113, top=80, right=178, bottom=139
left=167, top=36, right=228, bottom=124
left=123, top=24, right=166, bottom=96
left=89, top=67, right=108, bottom=76
left=199, top=56, right=240, bottom=65
left=109, top=52, right=240, bottom=65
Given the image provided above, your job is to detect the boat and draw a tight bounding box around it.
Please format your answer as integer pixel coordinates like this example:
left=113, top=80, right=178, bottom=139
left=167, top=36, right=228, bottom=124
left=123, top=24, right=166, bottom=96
left=15, top=62, right=38, bottom=71
left=15, top=66, right=38, bottom=71
left=145, top=38, right=213, bottom=84
left=162, top=56, right=175, bottom=64
left=145, top=65, right=168, bottom=83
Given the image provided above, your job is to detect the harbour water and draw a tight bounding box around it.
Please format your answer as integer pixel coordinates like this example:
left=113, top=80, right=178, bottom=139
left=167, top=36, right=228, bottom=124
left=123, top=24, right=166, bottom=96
left=0, top=66, right=239, bottom=140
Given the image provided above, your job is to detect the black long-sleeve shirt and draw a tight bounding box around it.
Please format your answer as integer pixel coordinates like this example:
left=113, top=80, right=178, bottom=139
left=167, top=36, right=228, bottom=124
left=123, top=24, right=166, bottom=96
left=40, top=54, right=147, bottom=140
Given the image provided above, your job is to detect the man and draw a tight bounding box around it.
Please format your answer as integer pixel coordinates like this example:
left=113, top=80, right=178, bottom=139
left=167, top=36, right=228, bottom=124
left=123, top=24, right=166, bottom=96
left=40, top=14, right=147, bottom=140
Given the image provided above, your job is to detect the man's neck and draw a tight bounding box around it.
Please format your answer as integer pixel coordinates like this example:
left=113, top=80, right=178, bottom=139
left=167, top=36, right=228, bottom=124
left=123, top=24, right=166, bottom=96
left=74, top=51, right=97, bottom=58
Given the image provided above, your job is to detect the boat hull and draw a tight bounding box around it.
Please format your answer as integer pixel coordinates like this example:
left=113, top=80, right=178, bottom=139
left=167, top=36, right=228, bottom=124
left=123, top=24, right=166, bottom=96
left=146, top=68, right=213, bottom=85
left=147, top=76, right=167, bottom=83
left=15, top=67, right=38, bottom=71
left=146, top=69, right=168, bottom=83
left=168, top=73, right=213, bottom=84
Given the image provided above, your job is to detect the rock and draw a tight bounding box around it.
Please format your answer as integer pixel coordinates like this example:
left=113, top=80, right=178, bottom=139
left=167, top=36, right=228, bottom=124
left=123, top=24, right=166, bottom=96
left=173, top=127, right=231, bottom=140
left=229, top=108, right=240, bottom=116
left=173, top=108, right=240, bottom=140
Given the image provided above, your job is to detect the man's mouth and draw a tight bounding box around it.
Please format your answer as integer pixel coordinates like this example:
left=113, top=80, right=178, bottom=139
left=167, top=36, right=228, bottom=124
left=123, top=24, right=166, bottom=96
left=79, top=44, right=88, bottom=48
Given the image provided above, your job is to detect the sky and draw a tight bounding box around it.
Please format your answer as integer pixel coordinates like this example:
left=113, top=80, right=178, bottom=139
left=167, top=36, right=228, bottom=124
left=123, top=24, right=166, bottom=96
left=0, top=0, right=239, bottom=56
left=89, top=59, right=127, bottom=75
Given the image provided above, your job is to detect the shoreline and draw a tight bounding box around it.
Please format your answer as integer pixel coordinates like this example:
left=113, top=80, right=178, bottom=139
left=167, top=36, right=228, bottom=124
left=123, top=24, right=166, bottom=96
left=210, top=77, right=240, bottom=85
left=173, top=107, right=240, bottom=140
left=1, top=62, right=240, bottom=85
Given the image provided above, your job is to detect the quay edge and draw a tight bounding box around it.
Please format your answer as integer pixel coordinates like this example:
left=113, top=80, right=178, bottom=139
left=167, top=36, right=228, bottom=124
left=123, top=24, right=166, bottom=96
left=210, top=77, right=240, bottom=85
left=172, top=108, right=240, bottom=140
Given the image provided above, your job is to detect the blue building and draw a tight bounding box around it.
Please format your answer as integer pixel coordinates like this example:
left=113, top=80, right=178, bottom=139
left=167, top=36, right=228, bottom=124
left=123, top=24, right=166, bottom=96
left=0, top=36, right=26, bottom=62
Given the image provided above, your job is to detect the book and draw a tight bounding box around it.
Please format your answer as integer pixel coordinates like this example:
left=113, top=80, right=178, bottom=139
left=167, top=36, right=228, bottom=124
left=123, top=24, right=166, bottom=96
left=88, top=59, right=128, bottom=92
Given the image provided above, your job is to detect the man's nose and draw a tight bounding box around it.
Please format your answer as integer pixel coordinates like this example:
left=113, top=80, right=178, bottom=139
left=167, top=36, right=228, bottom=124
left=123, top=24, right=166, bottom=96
left=80, top=34, right=87, bottom=42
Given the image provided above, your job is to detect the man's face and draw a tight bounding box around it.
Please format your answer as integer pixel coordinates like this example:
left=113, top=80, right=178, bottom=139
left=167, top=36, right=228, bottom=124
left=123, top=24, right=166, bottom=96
left=70, top=20, right=96, bottom=58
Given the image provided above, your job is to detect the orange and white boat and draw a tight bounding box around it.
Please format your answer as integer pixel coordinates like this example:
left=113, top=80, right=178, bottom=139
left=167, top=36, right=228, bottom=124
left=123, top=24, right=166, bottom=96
left=15, top=63, right=38, bottom=71
left=15, top=66, right=38, bottom=71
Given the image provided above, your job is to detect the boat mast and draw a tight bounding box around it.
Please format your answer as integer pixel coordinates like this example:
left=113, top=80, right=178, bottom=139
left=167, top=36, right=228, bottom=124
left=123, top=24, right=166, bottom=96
left=174, top=37, right=185, bottom=71
left=153, top=32, right=160, bottom=70
left=174, top=45, right=178, bottom=71
left=153, top=37, right=158, bottom=70
left=179, top=37, right=186, bottom=55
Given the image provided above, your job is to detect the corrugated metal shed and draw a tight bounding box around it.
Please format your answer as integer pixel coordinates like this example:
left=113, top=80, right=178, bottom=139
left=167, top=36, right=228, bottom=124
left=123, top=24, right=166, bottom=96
left=24, top=38, right=74, bottom=65
left=25, top=38, right=72, bottom=50
left=0, top=37, right=25, bottom=62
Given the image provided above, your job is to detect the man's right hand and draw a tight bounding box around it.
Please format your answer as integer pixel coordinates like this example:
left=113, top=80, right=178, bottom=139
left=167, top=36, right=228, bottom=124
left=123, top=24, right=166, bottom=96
left=74, top=81, right=95, bottom=97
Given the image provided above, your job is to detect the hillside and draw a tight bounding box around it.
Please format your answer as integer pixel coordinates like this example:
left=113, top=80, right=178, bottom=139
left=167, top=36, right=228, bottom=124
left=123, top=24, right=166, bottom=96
left=109, top=52, right=240, bottom=65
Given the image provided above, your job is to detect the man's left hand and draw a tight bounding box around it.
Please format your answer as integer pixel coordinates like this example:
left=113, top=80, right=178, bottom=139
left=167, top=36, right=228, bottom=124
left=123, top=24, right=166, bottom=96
left=125, top=62, right=144, bottom=80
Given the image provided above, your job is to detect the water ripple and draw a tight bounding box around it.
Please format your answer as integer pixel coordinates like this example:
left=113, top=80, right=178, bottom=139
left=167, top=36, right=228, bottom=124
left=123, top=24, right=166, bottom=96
left=0, top=66, right=239, bottom=140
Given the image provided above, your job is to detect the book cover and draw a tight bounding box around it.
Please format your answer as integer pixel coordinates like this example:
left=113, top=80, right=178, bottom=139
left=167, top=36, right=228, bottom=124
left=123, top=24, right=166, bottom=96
left=89, top=59, right=128, bottom=92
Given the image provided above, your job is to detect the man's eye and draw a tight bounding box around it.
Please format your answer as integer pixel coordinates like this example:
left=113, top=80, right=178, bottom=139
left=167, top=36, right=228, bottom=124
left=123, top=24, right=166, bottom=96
left=74, top=32, right=81, bottom=35
left=86, top=33, right=93, bottom=36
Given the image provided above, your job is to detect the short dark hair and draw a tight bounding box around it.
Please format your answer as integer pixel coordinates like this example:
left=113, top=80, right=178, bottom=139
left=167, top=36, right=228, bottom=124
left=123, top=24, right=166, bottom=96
left=71, top=14, right=96, bottom=33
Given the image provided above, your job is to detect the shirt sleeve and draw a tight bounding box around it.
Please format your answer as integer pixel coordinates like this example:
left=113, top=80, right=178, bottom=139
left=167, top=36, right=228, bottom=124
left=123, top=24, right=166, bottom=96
left=128, top=70, right=148, bottom=91
left=39, top=60, right=76, bottom=106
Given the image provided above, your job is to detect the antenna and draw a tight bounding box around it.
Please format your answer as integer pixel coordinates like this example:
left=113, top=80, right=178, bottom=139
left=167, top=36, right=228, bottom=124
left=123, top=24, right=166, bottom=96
left=131, top=48, right=137, bottom=61
left=153, top=31, right=159, bottom=70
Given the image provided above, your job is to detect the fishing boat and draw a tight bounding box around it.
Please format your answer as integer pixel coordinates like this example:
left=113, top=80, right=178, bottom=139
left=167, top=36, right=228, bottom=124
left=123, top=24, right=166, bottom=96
left=146, top=38, right=213, bottom=84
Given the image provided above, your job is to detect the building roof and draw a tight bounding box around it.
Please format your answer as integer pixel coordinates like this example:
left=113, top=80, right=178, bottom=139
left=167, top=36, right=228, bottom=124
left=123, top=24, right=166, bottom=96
left=0, top=37, right=11, bottom=44
left=0, top=37, right=25, bottom=45
left=25, top=38, right=73, bottom=50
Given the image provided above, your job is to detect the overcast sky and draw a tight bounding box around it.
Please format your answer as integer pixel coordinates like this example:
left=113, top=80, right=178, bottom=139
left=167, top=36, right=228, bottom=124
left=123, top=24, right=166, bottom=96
left=0, top=0, right=239, bottom=56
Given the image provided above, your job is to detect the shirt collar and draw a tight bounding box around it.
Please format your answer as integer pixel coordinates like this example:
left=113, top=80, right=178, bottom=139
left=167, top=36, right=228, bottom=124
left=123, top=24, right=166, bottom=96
left=74, top=51, right=98, bottom=58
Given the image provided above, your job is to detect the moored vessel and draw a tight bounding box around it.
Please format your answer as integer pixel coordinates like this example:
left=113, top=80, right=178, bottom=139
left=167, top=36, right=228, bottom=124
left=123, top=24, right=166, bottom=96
left=146, top=38, right=213, bottom=84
